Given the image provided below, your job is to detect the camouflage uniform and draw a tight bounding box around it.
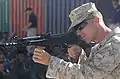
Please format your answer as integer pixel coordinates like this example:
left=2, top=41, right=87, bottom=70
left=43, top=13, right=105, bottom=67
left=45, top=2, right=120, bottom=79
left=46, top=27, right=120, bottom=79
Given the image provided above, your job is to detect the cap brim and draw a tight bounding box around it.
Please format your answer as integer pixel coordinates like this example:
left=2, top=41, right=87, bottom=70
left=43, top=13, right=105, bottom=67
left=68, top=14, right=89, bottom=32
left=68, top=19, right=83, bottom=32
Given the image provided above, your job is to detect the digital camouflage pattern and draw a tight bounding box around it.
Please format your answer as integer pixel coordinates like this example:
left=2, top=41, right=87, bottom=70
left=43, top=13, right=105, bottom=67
left=68, top=2, right=98, bottom=31
left=46, top=27, right=120, bottom=79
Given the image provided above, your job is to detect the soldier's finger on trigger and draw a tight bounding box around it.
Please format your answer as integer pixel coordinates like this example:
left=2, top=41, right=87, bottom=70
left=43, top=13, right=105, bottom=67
left=34, top=53, right=42, bottom=57
left=33, top=55, right=43, bottom=60
left=34, top=49, right=43, bottom=54
left=34, top=48, right=43, bottom=52
left=35, top=50, right=45, bottom=57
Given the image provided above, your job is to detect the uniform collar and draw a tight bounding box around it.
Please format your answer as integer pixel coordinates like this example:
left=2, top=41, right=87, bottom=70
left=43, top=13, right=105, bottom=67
left=100, top=27, right=120, bottom=46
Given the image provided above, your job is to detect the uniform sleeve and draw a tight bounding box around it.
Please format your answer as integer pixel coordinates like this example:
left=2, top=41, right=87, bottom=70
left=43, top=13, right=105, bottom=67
left=46, top=56, right=85, bottom=79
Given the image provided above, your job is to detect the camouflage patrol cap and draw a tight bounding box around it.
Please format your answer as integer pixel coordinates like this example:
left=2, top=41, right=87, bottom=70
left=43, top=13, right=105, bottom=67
left=68, top=2, right=99, bottom=31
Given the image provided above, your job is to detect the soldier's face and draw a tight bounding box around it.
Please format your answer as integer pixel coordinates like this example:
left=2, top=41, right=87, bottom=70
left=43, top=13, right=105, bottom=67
left=76, top=19, right=97, bottom=43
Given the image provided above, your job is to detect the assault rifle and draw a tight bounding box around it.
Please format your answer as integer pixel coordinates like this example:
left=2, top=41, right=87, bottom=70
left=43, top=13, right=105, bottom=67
left=0, top=32, right=91, bottom=54
left=0, top=32, right=90, bottom=49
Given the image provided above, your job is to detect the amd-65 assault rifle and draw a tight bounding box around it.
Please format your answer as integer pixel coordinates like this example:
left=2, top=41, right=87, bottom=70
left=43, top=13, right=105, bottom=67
left=0, top=32, right=91, bottom=56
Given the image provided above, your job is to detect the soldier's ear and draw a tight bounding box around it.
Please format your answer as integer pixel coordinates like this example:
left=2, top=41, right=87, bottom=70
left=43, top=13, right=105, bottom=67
left=93, top=16, right=99, bottom=24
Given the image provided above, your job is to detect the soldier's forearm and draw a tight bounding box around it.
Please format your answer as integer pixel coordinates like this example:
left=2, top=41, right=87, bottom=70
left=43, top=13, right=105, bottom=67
left=46, top=56, right=85, bottom=79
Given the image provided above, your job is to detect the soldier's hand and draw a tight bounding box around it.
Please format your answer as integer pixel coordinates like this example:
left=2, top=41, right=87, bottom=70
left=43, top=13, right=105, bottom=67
left=67, top=45, right=82, bottom=59
left=33, top=47, right=51, bottom=65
